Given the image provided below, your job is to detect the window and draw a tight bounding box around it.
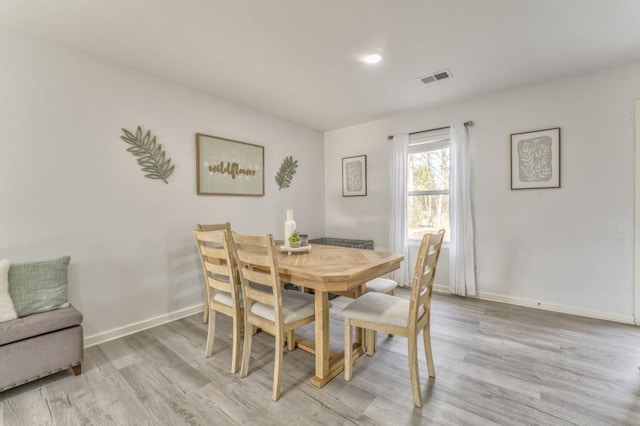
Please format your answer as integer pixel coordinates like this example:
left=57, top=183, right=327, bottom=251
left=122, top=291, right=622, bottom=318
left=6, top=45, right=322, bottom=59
left=407, top=128, right=451, bottom=242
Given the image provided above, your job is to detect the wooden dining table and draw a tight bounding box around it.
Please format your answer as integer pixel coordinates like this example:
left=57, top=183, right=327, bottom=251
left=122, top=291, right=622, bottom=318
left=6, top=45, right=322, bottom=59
left=276, top=244, right=403, bottom=388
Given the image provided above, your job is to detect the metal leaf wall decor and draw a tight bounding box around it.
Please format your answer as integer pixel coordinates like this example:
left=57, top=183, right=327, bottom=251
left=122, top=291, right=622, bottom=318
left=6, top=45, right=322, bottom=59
left=120, top=126, right=175, bottom=184
left=275, top=156, right=298, bottom=190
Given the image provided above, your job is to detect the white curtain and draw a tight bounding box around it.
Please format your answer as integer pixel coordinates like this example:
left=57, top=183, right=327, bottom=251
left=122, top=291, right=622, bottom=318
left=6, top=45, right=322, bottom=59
left=449, top=123, right=476, bottom=296
left=389, top=133, right=411, bottom=287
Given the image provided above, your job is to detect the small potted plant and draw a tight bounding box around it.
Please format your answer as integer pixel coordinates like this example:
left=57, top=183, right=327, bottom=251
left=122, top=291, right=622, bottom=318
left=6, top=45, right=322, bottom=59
left=288, top=230, right=301, bottom=248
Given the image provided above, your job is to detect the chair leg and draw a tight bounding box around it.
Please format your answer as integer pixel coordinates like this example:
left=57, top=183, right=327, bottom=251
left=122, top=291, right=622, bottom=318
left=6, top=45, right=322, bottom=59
left=205, top=309, right=216, bottom=357
left=287, top=330, right=295, bottom=351
left=387, top=289, right=394, bottom=337
left=240, top=324, right=253, bottom=377
left=344, top=319, right=353, bottom=381
left=231, top=316, right=241, bottom=374
left=366, top=329, right=376, bottom=356
left=203, top=287, right=210, bottom=323
left=273, top=332, right=284, bottom=401
left=408, top=334, right=422, bottom=408
left=423, top=324, right=435, bottom=378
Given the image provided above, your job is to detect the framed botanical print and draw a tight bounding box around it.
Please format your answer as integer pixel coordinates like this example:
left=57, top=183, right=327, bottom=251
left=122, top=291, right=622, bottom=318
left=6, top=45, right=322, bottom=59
left=511, top=128, right=561, bottom=190
left=342, top=155, right=367, bottom=197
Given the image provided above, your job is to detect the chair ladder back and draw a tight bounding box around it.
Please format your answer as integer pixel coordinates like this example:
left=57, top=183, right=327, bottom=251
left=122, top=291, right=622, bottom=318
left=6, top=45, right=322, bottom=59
left=232, top=233, right=283, bottom=320
left=204, top=262, right=234, bottom=293
left=194, top=230, right=235, bottom=283
left=409, top=230, right=445, bottom=325
left=196, top=223, right=231, bottom=232
left=233, top=232, right=316, bottom=402
left=422, top=230, right=445, bottom=314
left=236, top=248, right=274, bottom=269
left=193, top=223, right=240, bottom=308
left=414, top=265, right=434, bottom=309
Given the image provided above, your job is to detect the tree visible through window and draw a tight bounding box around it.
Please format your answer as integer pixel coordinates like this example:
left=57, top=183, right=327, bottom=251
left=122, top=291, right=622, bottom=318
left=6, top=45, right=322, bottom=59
left=407, top=130, right=451, bottom=242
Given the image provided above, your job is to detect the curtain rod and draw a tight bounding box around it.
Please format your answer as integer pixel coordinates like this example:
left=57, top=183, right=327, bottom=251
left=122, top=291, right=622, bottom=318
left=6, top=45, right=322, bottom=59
left=386, top=120, right=473, bottom=140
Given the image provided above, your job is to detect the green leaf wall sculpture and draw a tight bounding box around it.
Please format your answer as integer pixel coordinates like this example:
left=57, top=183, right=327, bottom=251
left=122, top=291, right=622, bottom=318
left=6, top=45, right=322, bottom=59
left=120, top=126, right=175, bottom=184
left=275, top=156, right=298, bottom=190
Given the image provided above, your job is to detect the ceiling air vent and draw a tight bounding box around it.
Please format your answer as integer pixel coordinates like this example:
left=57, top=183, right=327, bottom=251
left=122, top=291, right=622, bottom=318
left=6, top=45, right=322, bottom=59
left=419, top=69, right=452, bottom=85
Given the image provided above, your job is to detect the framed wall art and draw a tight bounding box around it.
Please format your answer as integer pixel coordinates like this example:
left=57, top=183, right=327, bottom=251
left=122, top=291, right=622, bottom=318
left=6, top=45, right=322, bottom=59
left=511, top=128, right=561, bottom=190
left=196, top=133, right=264, bottom=196
left=342, top=155, right=367, bottom=197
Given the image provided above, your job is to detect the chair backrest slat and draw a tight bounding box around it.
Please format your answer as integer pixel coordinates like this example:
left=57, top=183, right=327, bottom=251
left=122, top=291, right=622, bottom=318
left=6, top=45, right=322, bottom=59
left=206, top=274, right=233, bottom=293
left=409, top=230, right=445, bottom=327
left=197, top=223, right=231, bottom=232
left=201, top=245, right=228, bottom=260
left=236, top=250, right=273, bottom=269
left=243, top=285, right=275, bottom=306
left=204, top=262, right=231, bottom=277
left=234, top=234, right=270, bottom=247
left=232, top=233, right=283, bottom=324
left=425, top=248, right=438, bottom=266
left=241, top=268, right=276, bottom=288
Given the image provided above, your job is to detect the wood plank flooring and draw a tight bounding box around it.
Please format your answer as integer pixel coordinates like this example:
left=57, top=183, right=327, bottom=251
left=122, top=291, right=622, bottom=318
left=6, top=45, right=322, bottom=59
left=2, top=290, right=640, bottom=425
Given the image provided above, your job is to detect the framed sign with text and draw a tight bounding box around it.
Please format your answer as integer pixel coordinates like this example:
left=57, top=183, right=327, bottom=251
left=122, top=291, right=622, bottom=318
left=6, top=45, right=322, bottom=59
left=196, top=133, right=264, bottom=196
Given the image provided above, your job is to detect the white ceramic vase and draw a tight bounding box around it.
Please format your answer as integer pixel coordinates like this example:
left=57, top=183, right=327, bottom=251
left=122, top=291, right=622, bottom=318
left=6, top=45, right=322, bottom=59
left=284, top=209, right=296, bottom=248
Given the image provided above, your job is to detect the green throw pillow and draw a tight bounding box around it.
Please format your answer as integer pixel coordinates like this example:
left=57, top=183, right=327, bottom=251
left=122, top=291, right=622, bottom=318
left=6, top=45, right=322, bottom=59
left=8, top=256, right=70, bottom=317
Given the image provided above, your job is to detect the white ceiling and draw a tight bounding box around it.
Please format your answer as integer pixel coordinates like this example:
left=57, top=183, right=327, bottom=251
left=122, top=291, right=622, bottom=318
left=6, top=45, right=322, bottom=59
left=2, top=0, right=640, bottom=131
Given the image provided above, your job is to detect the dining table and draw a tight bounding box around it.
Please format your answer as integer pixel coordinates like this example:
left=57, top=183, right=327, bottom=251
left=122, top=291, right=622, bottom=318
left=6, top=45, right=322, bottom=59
left=276, top=243, right=403, bottom=388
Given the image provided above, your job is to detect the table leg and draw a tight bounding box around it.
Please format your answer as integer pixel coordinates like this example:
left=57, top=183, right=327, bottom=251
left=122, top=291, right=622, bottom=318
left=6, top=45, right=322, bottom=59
left=353, top=284, right=364, bottom=345
left=308, top=287, right=367, bottom=388
left=311, top=291, right=330, bottom=387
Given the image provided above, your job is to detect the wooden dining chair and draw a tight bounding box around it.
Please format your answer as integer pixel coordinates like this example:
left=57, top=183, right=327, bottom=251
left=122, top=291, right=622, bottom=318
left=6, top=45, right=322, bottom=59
left=232, top=233, right=316, bottom=401
left=342, top=230, right=445, bottom=408
left=193, top=223, right=242, bottom=373
left=195, top=223, right=233, bottom=326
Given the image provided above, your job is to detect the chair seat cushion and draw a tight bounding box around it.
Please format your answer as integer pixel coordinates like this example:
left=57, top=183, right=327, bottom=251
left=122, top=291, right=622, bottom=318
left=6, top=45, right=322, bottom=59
left=212, top=290, right=236, bottom=307
left=0, top=305, right=82, bottom=346
left=342, top=292, right=423, bottom=329
left=366, top=277, right=398, bottom=294
left=213, top=281, right=273, bottom=307
left=251, top=289, right=315, bottom=324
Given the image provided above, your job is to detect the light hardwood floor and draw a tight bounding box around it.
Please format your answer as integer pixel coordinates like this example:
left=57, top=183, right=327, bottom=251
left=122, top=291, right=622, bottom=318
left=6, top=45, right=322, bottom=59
left=2, top=290, right=640, bottom=425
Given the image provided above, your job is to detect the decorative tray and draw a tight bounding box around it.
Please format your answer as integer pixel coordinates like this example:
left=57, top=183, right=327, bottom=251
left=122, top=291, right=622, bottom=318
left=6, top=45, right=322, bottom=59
left=279, top=244, right=312, bottom=254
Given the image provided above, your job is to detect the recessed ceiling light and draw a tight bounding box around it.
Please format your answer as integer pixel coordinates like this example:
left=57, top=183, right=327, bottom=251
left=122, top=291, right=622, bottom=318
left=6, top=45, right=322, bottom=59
left=363, top=54, right=382, bottom=64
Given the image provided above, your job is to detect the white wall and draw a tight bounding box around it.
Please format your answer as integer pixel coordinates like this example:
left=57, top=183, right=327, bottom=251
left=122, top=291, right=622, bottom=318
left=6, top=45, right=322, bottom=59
left=325, top=62, right=640, bottom=319
left=0, top=27, right=325, bottom=339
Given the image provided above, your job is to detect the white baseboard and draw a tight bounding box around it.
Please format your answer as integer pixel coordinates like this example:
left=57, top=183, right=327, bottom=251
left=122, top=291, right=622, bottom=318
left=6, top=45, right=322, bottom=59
left=432, top=284, right=635, bottom=325
left=84, top=303, right=205, bottom=348
left=84, top=285, right=635, bottom=349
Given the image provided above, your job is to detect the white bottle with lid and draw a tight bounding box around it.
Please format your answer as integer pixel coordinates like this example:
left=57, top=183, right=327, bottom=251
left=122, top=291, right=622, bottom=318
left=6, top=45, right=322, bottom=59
left=283, top=209, right=296, bottom=247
